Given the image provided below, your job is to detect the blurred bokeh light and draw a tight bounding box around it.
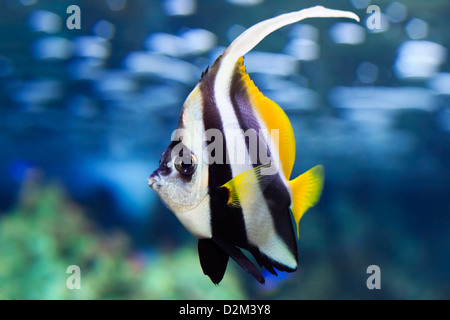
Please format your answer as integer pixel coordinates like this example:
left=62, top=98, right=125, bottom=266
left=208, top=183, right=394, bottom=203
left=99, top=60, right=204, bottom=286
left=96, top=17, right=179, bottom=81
left=0, top=0, right=449, bottom=299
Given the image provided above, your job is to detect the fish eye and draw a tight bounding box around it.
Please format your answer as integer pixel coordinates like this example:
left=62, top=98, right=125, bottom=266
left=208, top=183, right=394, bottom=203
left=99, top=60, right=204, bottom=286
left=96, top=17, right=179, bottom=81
left=175, top=153, right=197, bottom=176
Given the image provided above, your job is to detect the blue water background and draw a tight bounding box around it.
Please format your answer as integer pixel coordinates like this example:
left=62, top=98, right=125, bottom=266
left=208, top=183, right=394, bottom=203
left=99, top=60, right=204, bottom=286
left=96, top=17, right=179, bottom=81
left=0, top=0, right=449, bottom=299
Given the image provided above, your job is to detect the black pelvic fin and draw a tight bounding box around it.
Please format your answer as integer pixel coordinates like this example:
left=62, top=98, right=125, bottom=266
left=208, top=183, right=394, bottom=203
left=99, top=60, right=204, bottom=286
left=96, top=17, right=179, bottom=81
left=214, top=239, right=265, bottom=284
left=198, top=239, right=229, bottom=285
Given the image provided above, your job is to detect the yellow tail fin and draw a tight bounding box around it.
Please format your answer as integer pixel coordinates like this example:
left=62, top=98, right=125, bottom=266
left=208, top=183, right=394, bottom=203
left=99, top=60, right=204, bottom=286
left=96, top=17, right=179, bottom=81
left=289, top=165, right=324, bottom=237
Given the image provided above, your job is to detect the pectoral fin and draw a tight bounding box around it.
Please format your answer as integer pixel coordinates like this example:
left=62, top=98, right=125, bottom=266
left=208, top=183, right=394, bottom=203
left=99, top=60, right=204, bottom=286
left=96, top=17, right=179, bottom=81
left=221, top=163, right=275, bottom=208
left=289, top=165, right=324, bottom=237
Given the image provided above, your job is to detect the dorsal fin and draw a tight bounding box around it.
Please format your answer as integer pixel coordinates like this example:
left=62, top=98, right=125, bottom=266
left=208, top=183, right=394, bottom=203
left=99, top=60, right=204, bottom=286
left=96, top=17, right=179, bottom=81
left=200, top=65, right=210, bottom=80
left=222, top=6, right=359, bottom=66
left=213, top=6, right=359, bottom=180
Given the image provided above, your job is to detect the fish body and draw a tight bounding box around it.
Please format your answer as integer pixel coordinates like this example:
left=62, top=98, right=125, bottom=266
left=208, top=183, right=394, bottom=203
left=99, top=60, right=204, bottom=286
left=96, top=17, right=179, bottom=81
left=148, top=6, right=359, bottom=284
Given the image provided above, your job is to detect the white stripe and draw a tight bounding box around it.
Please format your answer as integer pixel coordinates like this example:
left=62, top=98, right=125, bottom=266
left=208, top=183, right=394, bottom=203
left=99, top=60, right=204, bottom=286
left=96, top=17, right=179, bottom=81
left=178, top=85, right=206, bottom=158
left=214, top=62, right=296, bottom=269
left=175, top=194, right=212, bottom=239
left=173, top=85, right=213, bottom=239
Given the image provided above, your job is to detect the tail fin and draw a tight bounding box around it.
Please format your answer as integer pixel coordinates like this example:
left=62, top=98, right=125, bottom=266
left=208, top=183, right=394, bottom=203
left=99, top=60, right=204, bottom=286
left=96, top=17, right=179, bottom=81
left=289, top=165, right=325, bottom=237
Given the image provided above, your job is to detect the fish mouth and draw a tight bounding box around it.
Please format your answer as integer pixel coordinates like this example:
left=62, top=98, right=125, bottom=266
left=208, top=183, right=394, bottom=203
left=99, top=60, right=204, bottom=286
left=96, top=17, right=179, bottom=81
left=147, top=171, right=161, bottom=190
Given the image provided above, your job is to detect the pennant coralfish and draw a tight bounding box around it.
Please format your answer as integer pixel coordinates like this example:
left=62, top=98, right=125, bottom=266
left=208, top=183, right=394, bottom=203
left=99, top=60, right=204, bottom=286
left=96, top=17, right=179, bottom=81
left=148, top=6, right=359, bottom=284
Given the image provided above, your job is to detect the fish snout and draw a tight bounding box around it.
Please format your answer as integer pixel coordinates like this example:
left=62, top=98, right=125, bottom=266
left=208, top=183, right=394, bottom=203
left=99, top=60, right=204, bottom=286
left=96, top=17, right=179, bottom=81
left=148, top=171, right=162, bottom=189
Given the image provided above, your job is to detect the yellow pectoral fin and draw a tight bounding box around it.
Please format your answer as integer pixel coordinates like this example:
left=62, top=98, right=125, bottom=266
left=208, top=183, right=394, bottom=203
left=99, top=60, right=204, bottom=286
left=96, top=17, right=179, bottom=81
left=289, top=165, right=325, bottom=237
left=221, top=163, right=276, bottom=208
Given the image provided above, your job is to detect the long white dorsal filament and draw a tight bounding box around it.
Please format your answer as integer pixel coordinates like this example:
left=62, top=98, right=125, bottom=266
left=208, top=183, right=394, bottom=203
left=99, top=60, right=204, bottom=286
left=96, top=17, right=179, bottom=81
left=222, top=6, right=360, bottom=64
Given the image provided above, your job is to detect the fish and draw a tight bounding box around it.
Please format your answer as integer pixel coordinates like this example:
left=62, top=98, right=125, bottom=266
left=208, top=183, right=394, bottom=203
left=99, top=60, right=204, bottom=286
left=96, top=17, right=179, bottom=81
left=148, top=6, right=359, bottom=284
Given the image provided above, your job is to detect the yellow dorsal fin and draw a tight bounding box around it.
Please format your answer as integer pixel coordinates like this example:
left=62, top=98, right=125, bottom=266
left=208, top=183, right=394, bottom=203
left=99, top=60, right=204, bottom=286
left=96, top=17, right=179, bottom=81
left=289, top=165, right=325, bottom=237
left=221, top=163, right=275, bottom=208
left=237, top=57, right=296, bottom=180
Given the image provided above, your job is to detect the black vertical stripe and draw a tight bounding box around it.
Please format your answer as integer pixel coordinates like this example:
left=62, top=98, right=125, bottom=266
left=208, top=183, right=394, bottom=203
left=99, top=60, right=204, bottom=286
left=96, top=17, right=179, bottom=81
left=199, top=57, right=249, bottom=248
left=228, top=59, right=298, bottom=265
left=229, top=61, right=264, bottom=167
left=200, top=57, right=232, bottom=187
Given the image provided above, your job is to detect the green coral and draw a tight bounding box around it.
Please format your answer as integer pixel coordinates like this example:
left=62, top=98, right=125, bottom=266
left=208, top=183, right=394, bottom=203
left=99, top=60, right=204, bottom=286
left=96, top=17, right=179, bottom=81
left=0, top=178, right=246, bottom=300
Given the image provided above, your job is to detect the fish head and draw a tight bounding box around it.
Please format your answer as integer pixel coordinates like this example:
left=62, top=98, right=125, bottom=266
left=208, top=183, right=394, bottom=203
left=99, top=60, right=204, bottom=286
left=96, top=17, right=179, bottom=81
left=148, top=141, right=209, bottom=214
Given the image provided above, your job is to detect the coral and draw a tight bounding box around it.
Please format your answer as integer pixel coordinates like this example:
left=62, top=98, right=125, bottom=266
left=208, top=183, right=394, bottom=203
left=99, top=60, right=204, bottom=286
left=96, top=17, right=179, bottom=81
left=0, top=176, right=246, bottom=300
